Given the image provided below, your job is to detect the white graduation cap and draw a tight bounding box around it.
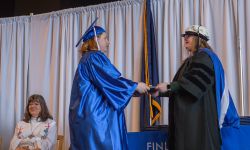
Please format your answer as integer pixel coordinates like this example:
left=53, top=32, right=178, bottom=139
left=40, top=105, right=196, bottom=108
left=182, top=25, right=209, bottom=41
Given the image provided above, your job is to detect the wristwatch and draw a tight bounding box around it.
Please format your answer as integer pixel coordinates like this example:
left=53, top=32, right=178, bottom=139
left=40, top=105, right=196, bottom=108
left=167, top=83, right=171, bottom=91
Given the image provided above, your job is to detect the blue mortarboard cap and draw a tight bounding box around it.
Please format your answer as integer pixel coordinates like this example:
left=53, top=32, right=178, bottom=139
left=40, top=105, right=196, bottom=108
left=75, top=18, right=106, bottom=47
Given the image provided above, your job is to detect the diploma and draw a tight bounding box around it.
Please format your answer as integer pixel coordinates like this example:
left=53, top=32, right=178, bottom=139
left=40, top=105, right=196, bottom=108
left=149, top=86, right=157, bottom=93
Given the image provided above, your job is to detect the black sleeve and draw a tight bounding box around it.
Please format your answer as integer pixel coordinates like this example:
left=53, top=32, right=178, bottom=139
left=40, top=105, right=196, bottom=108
left=175, top=52, right=215, bottom=99
left=158, top=82, right=181, bottom=97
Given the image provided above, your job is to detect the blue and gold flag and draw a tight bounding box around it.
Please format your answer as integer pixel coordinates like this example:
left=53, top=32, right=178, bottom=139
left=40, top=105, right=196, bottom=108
left=140, top=0, right=161, bottom=129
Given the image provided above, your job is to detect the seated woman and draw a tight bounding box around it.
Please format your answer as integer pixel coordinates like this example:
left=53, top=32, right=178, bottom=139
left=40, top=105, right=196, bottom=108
left=9, top=94, right=57, bottom=150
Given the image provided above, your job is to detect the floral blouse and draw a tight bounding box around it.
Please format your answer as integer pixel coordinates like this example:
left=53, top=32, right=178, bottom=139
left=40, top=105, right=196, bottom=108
left=9, top=118, right=57, bottom=150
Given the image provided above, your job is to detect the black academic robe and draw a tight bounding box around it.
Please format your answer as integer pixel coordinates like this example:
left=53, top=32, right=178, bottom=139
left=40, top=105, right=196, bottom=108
left=166, top=50, right=221, bottom=150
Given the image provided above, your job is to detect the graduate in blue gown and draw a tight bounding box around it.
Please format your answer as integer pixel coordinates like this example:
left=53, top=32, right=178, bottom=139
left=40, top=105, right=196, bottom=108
left=69, top=18, right=149, bottom=150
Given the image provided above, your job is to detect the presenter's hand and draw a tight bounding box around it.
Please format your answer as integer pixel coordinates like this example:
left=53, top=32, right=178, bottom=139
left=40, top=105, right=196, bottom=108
left=136, top=82, right=149, bottom=94
left=156, top=82, right=168, bottom=93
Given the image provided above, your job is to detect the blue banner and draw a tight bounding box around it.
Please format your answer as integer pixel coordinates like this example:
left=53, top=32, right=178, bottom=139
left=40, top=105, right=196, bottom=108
left=140, top=0, right=161, bottom=129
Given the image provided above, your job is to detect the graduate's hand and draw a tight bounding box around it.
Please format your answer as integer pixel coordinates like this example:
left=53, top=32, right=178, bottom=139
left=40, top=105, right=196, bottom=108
left=136, top=82, right=150, bottom=94
left=156, top=82, right=168, bottom=93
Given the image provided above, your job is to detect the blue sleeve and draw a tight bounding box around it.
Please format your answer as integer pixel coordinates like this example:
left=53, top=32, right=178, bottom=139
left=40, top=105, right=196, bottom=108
left=86, top=52, right=137, bottom=111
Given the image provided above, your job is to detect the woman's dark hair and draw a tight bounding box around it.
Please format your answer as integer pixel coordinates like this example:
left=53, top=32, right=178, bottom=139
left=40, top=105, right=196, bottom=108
left=23, top=94, right=53, bottom=123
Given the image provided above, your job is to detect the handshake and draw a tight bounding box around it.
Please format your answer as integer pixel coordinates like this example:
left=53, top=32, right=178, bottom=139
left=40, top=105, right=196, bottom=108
left=135, top=82, right=169, bottom=97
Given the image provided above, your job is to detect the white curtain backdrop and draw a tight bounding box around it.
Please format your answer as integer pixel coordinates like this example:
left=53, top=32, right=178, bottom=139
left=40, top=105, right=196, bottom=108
left=238, top=0, right=250, bottom=115
left=0, top=0, right=249, bottom=149
left=0, top=17, right=31, bottom=149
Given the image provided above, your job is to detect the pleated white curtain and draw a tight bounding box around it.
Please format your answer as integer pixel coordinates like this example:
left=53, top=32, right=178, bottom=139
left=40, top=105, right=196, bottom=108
left=0, top=17, right=31, bottom=149
left=0, top=0, right=250, bottom=149
left=238, top=0, right=250, bottom=115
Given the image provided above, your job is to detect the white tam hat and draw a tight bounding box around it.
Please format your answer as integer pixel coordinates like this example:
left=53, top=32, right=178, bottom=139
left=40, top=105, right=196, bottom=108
left=181, top=25, right=209, bottom=41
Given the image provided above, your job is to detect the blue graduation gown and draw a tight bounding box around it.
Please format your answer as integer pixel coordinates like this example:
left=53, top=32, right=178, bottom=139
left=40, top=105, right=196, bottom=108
left=69, top=50, right=137, bottom=150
